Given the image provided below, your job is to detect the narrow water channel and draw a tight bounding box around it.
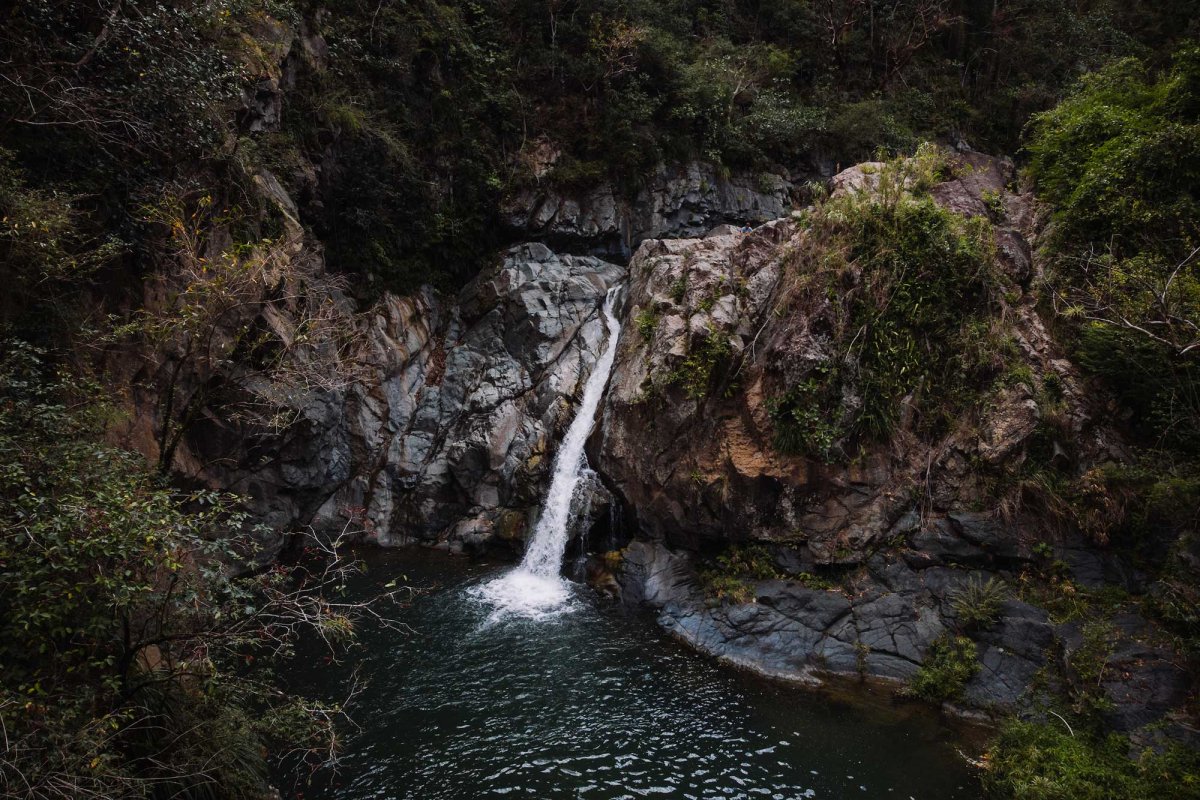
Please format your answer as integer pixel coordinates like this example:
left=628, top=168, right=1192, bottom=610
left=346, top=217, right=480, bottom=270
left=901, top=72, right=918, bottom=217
left=280, top=548, right=982, bottom=799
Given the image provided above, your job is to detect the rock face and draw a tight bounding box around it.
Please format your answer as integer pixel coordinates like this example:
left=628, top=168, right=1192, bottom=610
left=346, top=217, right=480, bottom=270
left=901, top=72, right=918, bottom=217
left=590, top=151, right=1195, bottom=742
left=502, top=162, right=793, bottom=258
left=117, top=238, right=624, bottom=554
left=109, top=14, right=636, bottom=556
left=112, top=109, right=1191, bottom=743
left=597, top=151, right=1111, bottom=558
left=327, top=244, right=625, bottom=549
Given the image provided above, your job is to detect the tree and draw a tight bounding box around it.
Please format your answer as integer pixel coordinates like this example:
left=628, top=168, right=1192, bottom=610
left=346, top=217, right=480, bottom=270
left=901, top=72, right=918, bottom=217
left=1027, top=46, right=1200, bottom=449
left=121, top=189, right=364, bottom=475
left=0, top=341, right=408, bottom=799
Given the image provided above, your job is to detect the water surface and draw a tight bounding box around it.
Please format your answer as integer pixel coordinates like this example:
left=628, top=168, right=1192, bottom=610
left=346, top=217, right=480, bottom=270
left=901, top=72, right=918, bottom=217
left=281, top=549, right=982, bottom=800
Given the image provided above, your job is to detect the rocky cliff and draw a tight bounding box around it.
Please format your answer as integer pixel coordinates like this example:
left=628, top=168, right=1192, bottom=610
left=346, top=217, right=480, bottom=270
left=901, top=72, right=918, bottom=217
left=114, top=236, right=624, bottom=553
left=587, top=151, right=1195, bottom=748
left=502, top=161, right=797, bottom=258
left=116, top=143, right=1193, bottom=748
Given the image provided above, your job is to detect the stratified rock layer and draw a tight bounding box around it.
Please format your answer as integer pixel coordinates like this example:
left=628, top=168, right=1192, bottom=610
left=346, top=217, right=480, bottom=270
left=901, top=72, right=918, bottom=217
left=503, top=162, right=793, bottom=257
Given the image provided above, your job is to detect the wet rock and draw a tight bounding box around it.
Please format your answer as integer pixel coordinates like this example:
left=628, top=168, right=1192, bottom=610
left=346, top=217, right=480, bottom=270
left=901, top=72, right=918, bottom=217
left=156, top=241, right=624, bottom=552
left=618, top=539, right=694, bottom=608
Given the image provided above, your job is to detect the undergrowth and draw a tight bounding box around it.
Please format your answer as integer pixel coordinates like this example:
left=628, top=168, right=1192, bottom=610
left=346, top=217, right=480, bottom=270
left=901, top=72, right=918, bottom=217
left=769, top=145, right=1006, bottom=461
left=906, top=634, right=979, bottom=702
left=984, top=720, right=1200, bottom=800
left=698, top=545, right=780, bottom=604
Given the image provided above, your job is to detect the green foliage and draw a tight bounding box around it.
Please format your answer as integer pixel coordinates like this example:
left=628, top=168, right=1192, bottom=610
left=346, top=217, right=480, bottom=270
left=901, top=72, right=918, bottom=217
left=0, top=342, right=383, bottom=799
left=0, top=0, right=251, bottom=166
left=636, top=308, right=660, bottom=342
left=2, top=0, right=1194, bottom=299
left=699, top=573, right=757, bottom=605
left=669, top=274, right=689, bottom=304
left=698, top=544, right=781, bottom=604
left=951, top=577, right=1008, bottom=630
left=826, top=99, right=916, bottom=163
left=907, top=635, right=979, bottom=702
left=768, top=365, right=842, bottom=461
left=793, top=571, right=836, bottom=591
left=1027, top=46, right=1200, bottom=451
left=1070, top=621, right=1116, bottom=686
left=770, top=148, right=1003, bottom=460
left=669, top=327, right=731, bottom=399
left=1075, top=324, right=1200, bottom=452
left=984, top=721, right=1200, bottom=800
left=841, top=202, right=994, bottom=440
left=1027, top=49, right=1200, bottom=258
left=0, top=149, right=125, bottom=329
left=982, top=189, right=1005, bottom=220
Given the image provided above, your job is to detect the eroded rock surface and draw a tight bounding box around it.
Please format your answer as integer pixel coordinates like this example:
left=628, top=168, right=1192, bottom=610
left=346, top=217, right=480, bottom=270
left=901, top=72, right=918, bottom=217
left=503, top=162, right=793, bottom=257
left=332, top=244, right=625, bottom=549
left=591, top=152, right=1194, bottom=741
left=122, top=240, right=624, bottom=552
left=597, top=152, right=1125, bottom=558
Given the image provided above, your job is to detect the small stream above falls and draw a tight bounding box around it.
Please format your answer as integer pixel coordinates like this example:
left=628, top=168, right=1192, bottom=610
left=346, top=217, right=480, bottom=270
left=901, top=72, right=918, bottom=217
left=279, top=548, right=983, bottom=800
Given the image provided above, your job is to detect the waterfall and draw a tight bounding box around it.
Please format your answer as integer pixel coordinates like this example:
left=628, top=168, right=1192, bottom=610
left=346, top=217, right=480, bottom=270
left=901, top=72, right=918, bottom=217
left=471, top=286, right=622, bottom=620
left=520, top=287, right=621, bottom=576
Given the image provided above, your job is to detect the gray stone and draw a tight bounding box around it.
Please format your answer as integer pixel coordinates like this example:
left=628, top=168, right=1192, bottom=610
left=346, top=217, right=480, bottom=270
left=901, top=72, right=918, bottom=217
left=502, top=162, right=792, bottom=257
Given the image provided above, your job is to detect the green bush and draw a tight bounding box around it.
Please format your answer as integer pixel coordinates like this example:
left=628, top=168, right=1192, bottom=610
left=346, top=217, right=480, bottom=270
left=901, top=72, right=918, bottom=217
left=636, top=308, right=660, bottom=342
left=951, top=577, right=1008, bottom=630
left=771, top=148, right=1003, bottom=460
left=669, top=327, right=731, bottom=399
left=984, top=721, right=1200, bottom=800
left=907, top=635, right=980, bottom=702
left=0, top=342, right=389, bottom=798
left=1027, top=46, right=1200, bottom=451
left=769, top=366, right=843, bottom=461
left=698, top=544, right=782, bottom=604
left=699, top=573, right=757, bottom=605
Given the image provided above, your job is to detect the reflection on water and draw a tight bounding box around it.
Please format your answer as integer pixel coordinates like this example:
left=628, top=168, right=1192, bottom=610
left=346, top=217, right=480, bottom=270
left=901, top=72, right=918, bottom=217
left=280, top=548, right=982, bottom=800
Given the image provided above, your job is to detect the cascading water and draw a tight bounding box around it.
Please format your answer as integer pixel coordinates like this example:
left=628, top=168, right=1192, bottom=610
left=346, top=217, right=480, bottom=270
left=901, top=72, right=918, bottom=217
left=471, top=286, right=622, bottom=621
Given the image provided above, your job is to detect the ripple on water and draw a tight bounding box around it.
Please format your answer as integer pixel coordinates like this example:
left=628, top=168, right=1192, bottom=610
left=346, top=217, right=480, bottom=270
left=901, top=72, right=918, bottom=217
left=281, top=552, right=982, bottom=800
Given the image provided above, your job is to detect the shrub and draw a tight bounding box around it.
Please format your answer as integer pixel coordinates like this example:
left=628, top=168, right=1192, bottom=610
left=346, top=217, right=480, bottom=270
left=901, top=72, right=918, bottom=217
left=0, top=342, right=400, bottom=799
left=699, top=573, right=756, bottom=605
left=793, top=571, right=835, bottom=591
left=636, top=308, right=660, bottom=342
left=768, top=365, right=843, bottom=462
left=1027, top=46, right=1200, bottom=451
left=907, top=635, right=980, bottom=702
left=983, top=721, right=1200, bottom=800
left=669, top=327, right=731, bottom=399
left=982, top=188, right=1005, bottom=220
left=951, top=577, right=1008, bottom=630
left=770, top=148, right=1002, bottom=459
left=698, top=544, right=781, bottom=604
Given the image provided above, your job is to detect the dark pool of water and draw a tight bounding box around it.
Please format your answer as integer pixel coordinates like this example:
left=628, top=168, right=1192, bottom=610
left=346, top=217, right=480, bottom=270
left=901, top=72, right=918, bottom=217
left=279, top=548, right=983, bottom=800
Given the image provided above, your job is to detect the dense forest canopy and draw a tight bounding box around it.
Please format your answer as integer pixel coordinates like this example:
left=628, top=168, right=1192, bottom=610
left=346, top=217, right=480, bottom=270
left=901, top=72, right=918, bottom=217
left=3, top=0, right=1198, bottom=295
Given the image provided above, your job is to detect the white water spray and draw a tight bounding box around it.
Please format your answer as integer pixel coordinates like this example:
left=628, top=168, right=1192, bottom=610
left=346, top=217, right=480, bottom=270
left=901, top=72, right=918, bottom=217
left=471, top=287, right=622, bottom=620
